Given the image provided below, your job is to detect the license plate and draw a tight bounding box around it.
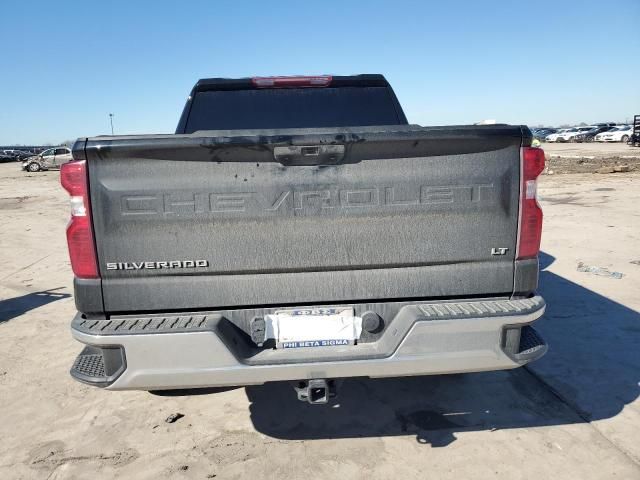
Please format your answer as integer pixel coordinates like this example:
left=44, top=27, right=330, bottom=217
left=275, top=307, right=354, bottom=317
left=266, top=307, right=361, bottom=349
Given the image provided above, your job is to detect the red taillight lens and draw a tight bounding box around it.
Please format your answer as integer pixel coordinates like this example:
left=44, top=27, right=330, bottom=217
left=60, top=160, right=87, bottom=196
left=60, top=160, right=99, bottom=278
left=523, top=146, right=545, bottom=178
left=517, top=147, right=545, bottom=260
left=66, top=216, right=98, bottom=278
left=251, top=75, right=332, bottom=88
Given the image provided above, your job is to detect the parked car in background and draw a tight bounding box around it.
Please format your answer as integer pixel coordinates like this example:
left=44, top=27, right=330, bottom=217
left=532, top=128, right=557, bottom=142
left=594, top=125, right=632, bottom=143
left=3, top=149, right=34, bottom=161
left=2, top=149, right=32, bottom=161
left=22, top=147, right=72, bottom=172
left=545, top=129, right=571, bottom=142
left=0, top=151, right=16, bottom=162
left=554, top=126, right=597, bottom=142
left=573, top=126, right=616, bottom=143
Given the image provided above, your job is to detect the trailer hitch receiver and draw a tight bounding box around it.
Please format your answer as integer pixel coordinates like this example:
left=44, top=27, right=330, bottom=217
left=294, top=379, right=337, bottom=404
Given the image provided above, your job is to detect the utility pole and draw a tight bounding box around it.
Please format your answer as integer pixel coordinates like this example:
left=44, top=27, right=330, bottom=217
left=109, top=113, right=114, bottom=135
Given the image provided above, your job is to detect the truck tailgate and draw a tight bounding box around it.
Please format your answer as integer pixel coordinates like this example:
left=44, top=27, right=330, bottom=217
left=81, top=125, right=525, bottom=312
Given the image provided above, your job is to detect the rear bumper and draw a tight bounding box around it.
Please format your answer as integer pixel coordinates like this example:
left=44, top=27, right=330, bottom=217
left=70, top=296, right=547, bottom=391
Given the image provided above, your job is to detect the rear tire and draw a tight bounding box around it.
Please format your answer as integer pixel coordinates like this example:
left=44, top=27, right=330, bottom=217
left=27, top=162, right=40, bottom=172
left=621, top=135, right=629, bottom=143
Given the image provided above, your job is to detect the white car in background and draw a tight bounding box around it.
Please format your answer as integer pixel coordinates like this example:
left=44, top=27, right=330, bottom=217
left=594, top=125, right=632, bottom=143
left=545, top=129, right=571, bottom=142
left=552, top=126, right=597, bottom=143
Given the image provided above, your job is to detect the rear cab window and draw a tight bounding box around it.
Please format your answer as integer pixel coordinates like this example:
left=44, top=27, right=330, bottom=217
left=178, top=75, right=408, bottom=133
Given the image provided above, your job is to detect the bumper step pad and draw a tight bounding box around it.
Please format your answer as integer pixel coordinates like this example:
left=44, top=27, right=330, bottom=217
left=70, top=345, right=126, bottom=387
left=418, top=297, right=542, bottom=317
left=72, top=352, right=105, bottom=378
left=503, top=323, right=547, bottom=363
left=74, top=314, right=211, bottom=335
left=517, top=325, right=546, bottom=357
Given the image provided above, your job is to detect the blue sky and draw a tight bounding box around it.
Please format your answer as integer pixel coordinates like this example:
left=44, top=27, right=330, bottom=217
left=1, top=0, right=639, bottom=144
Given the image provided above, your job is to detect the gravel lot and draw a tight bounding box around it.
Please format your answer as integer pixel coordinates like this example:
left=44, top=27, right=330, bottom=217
left=1, top=148, right=639, bottom=479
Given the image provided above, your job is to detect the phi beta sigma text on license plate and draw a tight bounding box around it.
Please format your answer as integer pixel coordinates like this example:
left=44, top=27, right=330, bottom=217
left=281, top=339, right=352, bottom=349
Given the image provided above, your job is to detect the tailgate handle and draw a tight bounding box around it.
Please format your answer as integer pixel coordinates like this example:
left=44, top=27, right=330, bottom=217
left=273, top=145, right=345, bottom=166
left=301, top=146, right=320, bottom=156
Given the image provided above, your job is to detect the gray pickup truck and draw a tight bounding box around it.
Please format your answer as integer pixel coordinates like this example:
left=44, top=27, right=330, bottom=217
left=63, top=74, right=547, bottom=404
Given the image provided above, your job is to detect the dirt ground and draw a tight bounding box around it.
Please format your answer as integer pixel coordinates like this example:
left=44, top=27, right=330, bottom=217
left=542, top=142, right=640, bottom=174
left=1, top=145, right=639, bottom=479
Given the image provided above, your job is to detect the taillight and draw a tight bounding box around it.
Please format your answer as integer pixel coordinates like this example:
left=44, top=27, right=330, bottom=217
left=60, top=160, right=99, bottom=278
left=251, top=75, right=332, bottom=88
left=517, top=147, right=545, bottom=260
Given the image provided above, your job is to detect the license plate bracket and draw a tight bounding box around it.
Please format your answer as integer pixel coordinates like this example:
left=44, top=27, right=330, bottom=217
left=264, top=307, right=362, bottom=349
